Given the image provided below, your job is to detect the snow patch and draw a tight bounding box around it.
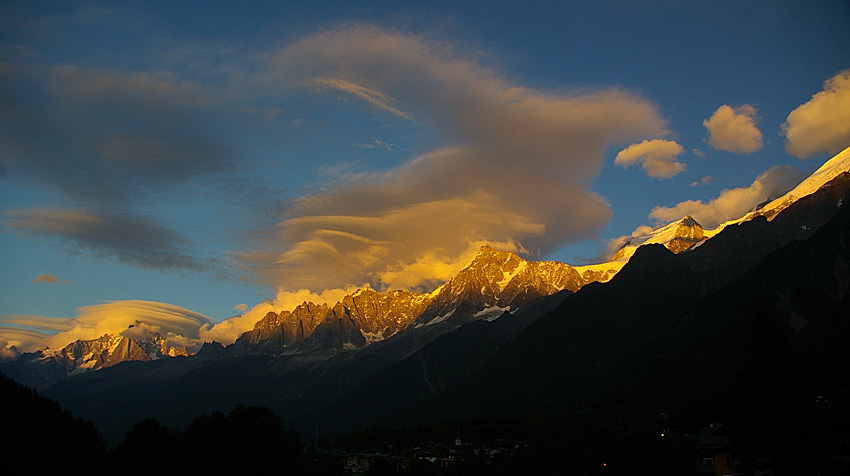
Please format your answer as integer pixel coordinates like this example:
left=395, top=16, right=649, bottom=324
left=361, top=330, right=385, bottom=345
left=424, top=309, right=455, bottom=327
left=496, top=261, right=527, bottom=291
left=474, top=305, right=511, bottom=321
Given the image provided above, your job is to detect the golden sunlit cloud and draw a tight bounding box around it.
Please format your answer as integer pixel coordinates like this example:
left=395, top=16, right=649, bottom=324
left=1, top=315, right=76, bottom=333
left=615, top=139, right=686, bottom=178
left=599, top=166, right=806, bottom=262
left=36, top=300, right=214, bottom=353
left=239, top=25, right=671, bottom=295
left=703, top=104, right=763, bottom=154
left=0, top=327, right=49, bottom=359
left=782, top=70, right=850, bottom=159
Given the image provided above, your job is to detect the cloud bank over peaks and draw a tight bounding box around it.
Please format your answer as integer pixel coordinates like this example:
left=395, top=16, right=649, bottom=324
left=600, top=165, right=806, bottom=261
left=648, top=165, right=807, bottom=229
left=703, top=104, right=763, bottom=154
left=783, top=70, right=850, bottom=159
left=0, top=301, right=215, bottom=354
left=240, top=25, right=671, bottom=293
left=199, top=286, right=362, bottom=345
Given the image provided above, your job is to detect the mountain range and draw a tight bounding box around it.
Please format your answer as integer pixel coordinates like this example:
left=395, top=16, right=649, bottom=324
left=4, top=147, right=850, bottom=447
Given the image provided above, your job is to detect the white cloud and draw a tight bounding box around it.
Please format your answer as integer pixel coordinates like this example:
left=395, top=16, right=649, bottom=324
left=703, top=104, right=763, bottom=154
left=782, top=70, right=850, bottom=159
left=614, top=139, right=686, bottom=178
left=648, top=165, right=807, bottom=229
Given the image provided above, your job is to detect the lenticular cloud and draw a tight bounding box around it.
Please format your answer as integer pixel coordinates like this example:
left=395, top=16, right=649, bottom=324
left=40, top=300, right=214, bottom=352
left=239, top=25, right=671, bottom=293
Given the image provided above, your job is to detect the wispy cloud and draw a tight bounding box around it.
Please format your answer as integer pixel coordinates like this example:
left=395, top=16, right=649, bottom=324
left=0, top=64, right=238, bottom=206
left=4, top=208, right=208, bottom=271
left=615, top=139, right=686, bottom=178
left=703, top=104, right=763, bottom=154
left=353, top=138, right=394, bottom=151
left=0, top=58, right=284, bottom=275
left=1, top=314, right=76, bottom=333
left=782, top=69, right=850, bottom=159
left=312, top=77, right=413, bottom=120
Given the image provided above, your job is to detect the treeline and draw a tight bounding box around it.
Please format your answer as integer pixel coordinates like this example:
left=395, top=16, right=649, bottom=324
left=3, top=367, right=689, bottom=476
left=1, top=370, right=105, bottom=475
left=2, top=371, right=307, bottom=475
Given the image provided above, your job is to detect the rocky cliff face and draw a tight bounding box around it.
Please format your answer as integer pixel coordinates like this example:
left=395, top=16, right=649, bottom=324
left=233, top=301, right=330, bottom=354
left=232, top=289, right=433, bottom=355
left=665, top=215, right=706, bottom=253
left=413, top=246, right=586, bottom=326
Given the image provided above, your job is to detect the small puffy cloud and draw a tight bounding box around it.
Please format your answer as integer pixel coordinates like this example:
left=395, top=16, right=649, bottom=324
left=233, top=303, right=248, bottom=312
left=33, top=273, right=75, bottom=286
left=782, top=70, right=850, bottom=159
left=614, top=139, right=686, bottom=178
left=703, top=104, right=763, bottom=154
left=690, top=176, right=715, bottom=187
left=649, top=165, right=807, bottom=229
left=200, top=287, right=360, bottom=345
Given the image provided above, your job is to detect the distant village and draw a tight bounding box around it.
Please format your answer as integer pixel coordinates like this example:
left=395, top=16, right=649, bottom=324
left=301, top=413, right=850, bottom=476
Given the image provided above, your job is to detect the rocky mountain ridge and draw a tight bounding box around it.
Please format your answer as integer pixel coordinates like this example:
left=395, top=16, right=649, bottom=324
left=232, top=245, right=599, bottom=357
left=32, top=147, right=850, bottom=443
left=1, top=324, right=187, bottom=389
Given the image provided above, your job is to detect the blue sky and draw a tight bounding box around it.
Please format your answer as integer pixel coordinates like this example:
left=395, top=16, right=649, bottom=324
left=2, top=0, right=849, bottom=350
